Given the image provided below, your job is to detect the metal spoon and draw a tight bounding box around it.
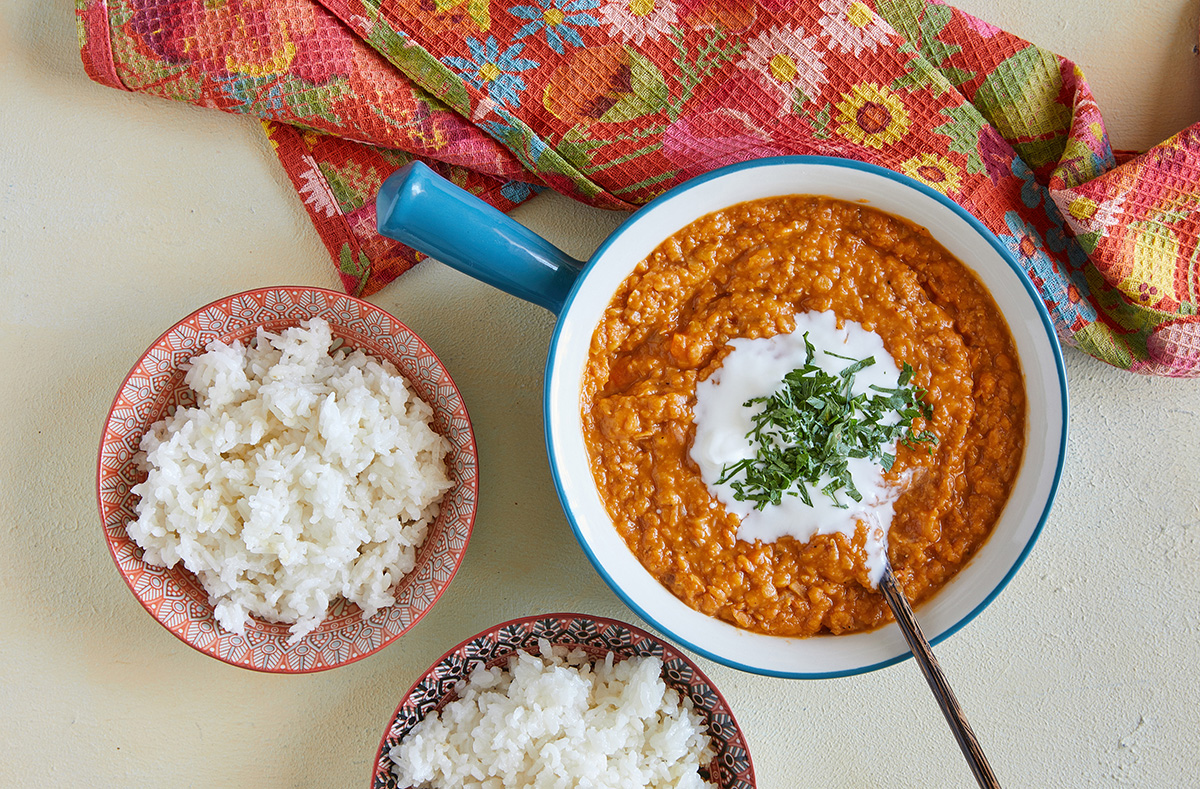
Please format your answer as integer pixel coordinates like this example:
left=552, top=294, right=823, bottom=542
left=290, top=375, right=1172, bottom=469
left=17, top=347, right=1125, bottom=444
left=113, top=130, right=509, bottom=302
left=878, top=563, right=1001, bottom=789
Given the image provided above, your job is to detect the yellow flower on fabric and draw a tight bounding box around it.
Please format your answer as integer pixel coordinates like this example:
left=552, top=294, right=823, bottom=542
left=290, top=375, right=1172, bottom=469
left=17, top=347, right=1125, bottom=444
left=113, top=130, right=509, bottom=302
left=223, top=17, right=297, bottom=77
left=846, top=1, right=872, bottom=27
left=1119, top=224, right=1180, bottom=306
left=435, top=0, right=493, bottom=32
left=834, top=83, right=909, bottom=148
left=900, top=153, right=962, bottom=195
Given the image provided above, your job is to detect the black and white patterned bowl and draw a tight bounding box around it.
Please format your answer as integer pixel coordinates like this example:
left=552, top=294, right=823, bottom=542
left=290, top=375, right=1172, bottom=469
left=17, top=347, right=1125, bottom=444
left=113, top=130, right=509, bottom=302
left=370, top=613, right=755, bottom=788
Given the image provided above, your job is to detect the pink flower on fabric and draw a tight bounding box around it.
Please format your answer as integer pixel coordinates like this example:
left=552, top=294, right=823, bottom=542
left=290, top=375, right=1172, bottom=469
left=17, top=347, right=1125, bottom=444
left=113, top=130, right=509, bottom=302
left=957, top=8, right=1002, bottom=38
left=128, top=0, right=201, bottom=63
left=1136, top=317, right=1200, bottom=378
left=817, top=0, right=892, bottom=57
left=598, top=0, right=678, bottom=45
left=664, top=73, right=849, bottom=178
left=663, top=108, right=788, bottom=179
left=736, top=25, right=828, bottom=107
left=296, top=164, right=340, bottom=218
left=978, top=123, right=1015, bottom=185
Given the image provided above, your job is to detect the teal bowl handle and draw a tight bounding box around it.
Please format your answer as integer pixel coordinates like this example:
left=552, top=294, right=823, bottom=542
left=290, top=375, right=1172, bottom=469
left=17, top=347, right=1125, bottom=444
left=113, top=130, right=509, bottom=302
left=376, top=162, right=585, bottom=315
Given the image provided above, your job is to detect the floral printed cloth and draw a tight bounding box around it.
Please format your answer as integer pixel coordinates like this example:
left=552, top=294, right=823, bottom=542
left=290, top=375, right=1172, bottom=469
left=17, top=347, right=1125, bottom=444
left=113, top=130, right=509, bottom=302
left=77, top=0, right=1200, bottom=375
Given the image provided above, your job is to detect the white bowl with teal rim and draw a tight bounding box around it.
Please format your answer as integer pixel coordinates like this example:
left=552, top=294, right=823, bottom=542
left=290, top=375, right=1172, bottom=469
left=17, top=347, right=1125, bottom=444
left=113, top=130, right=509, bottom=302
left=376, top=156, right=1068, bottom=678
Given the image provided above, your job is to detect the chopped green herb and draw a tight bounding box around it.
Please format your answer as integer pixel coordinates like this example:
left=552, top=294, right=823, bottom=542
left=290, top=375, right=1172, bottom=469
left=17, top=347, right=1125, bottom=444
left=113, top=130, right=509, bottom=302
left=716, top=335, right=937, bottom=510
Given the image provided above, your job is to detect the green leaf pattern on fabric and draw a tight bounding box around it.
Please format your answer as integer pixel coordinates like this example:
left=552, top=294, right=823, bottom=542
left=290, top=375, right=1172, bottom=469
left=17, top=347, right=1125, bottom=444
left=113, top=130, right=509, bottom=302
left=78, top=0, right=1200, bottom=375
left=666, top=27, right=745, bottom=121
left=933, top=103, right=987, bottom=175
left=877, top=0, right=974, bottom=94
left=338, top=243, right=372, bottom=296
left=363, top=2, right=474, bottom=114
left=599, top=49, right=669, bottom=123
left=974, top=46, right=1073, bottom=169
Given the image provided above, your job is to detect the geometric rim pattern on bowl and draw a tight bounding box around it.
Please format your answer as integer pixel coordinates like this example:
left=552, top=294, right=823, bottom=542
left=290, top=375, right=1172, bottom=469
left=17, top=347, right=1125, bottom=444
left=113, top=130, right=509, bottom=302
left=370, top=612, right=755, bottom=788
left=97, top=286, right=478, bottom=672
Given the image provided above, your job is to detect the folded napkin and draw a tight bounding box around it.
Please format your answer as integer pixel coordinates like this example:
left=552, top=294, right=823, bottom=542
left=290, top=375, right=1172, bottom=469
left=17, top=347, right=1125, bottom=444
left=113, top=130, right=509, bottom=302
left=77, top=0, right=1200, bottom=375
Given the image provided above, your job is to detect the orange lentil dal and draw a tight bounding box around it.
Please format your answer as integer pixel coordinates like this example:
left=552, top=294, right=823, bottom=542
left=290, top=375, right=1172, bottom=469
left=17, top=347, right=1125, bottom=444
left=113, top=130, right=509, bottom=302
left=580, top=195, right=1026, bottom=637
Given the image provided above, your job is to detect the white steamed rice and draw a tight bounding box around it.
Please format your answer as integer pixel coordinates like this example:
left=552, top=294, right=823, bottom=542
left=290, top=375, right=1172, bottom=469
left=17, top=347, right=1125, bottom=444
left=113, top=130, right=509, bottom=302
left=390, top=640, right=718, bottom=789
left=127, top=317, right=453, bottom=642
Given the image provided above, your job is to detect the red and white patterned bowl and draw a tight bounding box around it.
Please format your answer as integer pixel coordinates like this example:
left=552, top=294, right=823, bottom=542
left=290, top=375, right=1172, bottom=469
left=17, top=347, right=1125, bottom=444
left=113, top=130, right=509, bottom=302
left=370, top=613, right=756, bottom=789
left=96, top=286, right=478, bottom=672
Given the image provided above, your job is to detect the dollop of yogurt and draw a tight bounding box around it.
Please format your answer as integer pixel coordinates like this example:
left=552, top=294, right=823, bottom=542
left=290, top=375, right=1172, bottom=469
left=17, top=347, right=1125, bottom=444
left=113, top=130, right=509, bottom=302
left=690, top=310, right=905, bottom=587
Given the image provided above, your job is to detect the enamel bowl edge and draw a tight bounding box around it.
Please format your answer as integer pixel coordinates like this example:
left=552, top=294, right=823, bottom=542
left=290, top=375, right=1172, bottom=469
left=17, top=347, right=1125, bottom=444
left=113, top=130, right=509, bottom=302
left=543, top=156, right=1068, bottom=678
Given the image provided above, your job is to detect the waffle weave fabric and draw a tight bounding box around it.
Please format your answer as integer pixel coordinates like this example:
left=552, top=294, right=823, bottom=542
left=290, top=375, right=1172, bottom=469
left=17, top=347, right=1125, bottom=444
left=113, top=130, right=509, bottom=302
left=76, top=0, right=1200, bottom=375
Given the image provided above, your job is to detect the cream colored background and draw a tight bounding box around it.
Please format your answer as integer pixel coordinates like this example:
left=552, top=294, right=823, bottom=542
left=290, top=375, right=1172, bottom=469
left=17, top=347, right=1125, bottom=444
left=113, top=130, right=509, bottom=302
left=2, top=1, right=1199, bottom=786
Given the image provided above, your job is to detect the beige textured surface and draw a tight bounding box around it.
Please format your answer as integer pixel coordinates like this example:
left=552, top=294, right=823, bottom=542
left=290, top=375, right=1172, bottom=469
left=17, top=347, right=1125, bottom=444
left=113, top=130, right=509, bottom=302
left=2, top=1, right=1199, bottom=786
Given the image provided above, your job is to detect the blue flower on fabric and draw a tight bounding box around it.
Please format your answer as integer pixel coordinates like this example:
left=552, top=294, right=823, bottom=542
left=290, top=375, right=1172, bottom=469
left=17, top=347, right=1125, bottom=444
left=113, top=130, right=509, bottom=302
left=997, top=211, right=1097, bottom=332
left=1043, top=219, right=1092, bottom=272
left=481, top=112, right=550, bottom=168
left=1000, top=211, right=1061, bottom=279
left=1039, top=196, right=1092, bottom=271
left=510, top=0, right=600, bottom=55
left=445, top=37, right=539, bottom=108
left=217, top=74, right=285, bottom=114
left=1012, top=157, right=1044, bottom=209
left=499, top=180, right=542, bottom=203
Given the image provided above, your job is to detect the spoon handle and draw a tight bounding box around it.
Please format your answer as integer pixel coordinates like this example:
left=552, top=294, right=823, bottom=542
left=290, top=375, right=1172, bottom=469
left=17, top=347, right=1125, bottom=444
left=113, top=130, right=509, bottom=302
left=879, top=565, right=1001, bottom=789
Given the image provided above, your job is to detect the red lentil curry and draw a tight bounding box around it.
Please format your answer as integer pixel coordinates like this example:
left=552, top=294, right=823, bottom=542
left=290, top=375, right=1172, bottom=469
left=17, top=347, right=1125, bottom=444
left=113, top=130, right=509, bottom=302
left=580, top=195, right=1026, bottom=637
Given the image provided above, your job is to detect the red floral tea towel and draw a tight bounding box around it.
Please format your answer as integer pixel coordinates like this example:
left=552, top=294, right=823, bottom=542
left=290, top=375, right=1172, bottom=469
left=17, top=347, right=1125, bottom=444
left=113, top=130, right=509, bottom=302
left=76, top=0, right=1200, bottom=375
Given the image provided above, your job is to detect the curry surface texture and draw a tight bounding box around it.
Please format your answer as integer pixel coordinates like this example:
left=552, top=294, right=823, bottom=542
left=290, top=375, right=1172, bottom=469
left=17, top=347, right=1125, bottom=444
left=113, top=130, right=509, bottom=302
left=581, top=195, right=1026, bottom=637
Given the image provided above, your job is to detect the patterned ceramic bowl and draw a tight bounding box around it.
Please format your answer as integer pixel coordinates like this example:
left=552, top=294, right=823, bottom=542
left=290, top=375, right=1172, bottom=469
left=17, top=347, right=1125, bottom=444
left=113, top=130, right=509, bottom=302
left=370, top=613, right=755, bottom=789
left=96, top=286, right=478, bottom=672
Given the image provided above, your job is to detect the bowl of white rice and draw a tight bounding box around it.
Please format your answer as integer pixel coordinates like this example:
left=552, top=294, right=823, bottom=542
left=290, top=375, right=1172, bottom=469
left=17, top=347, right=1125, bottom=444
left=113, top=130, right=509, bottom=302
left=371, top=613, right=754, bottom=789
left=97, top=286, right=478, bottom=672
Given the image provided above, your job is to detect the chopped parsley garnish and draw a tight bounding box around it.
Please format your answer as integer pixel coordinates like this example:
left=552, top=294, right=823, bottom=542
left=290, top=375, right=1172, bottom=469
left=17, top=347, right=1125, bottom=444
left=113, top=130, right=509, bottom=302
left=716, top=333, right=937, bottom=510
